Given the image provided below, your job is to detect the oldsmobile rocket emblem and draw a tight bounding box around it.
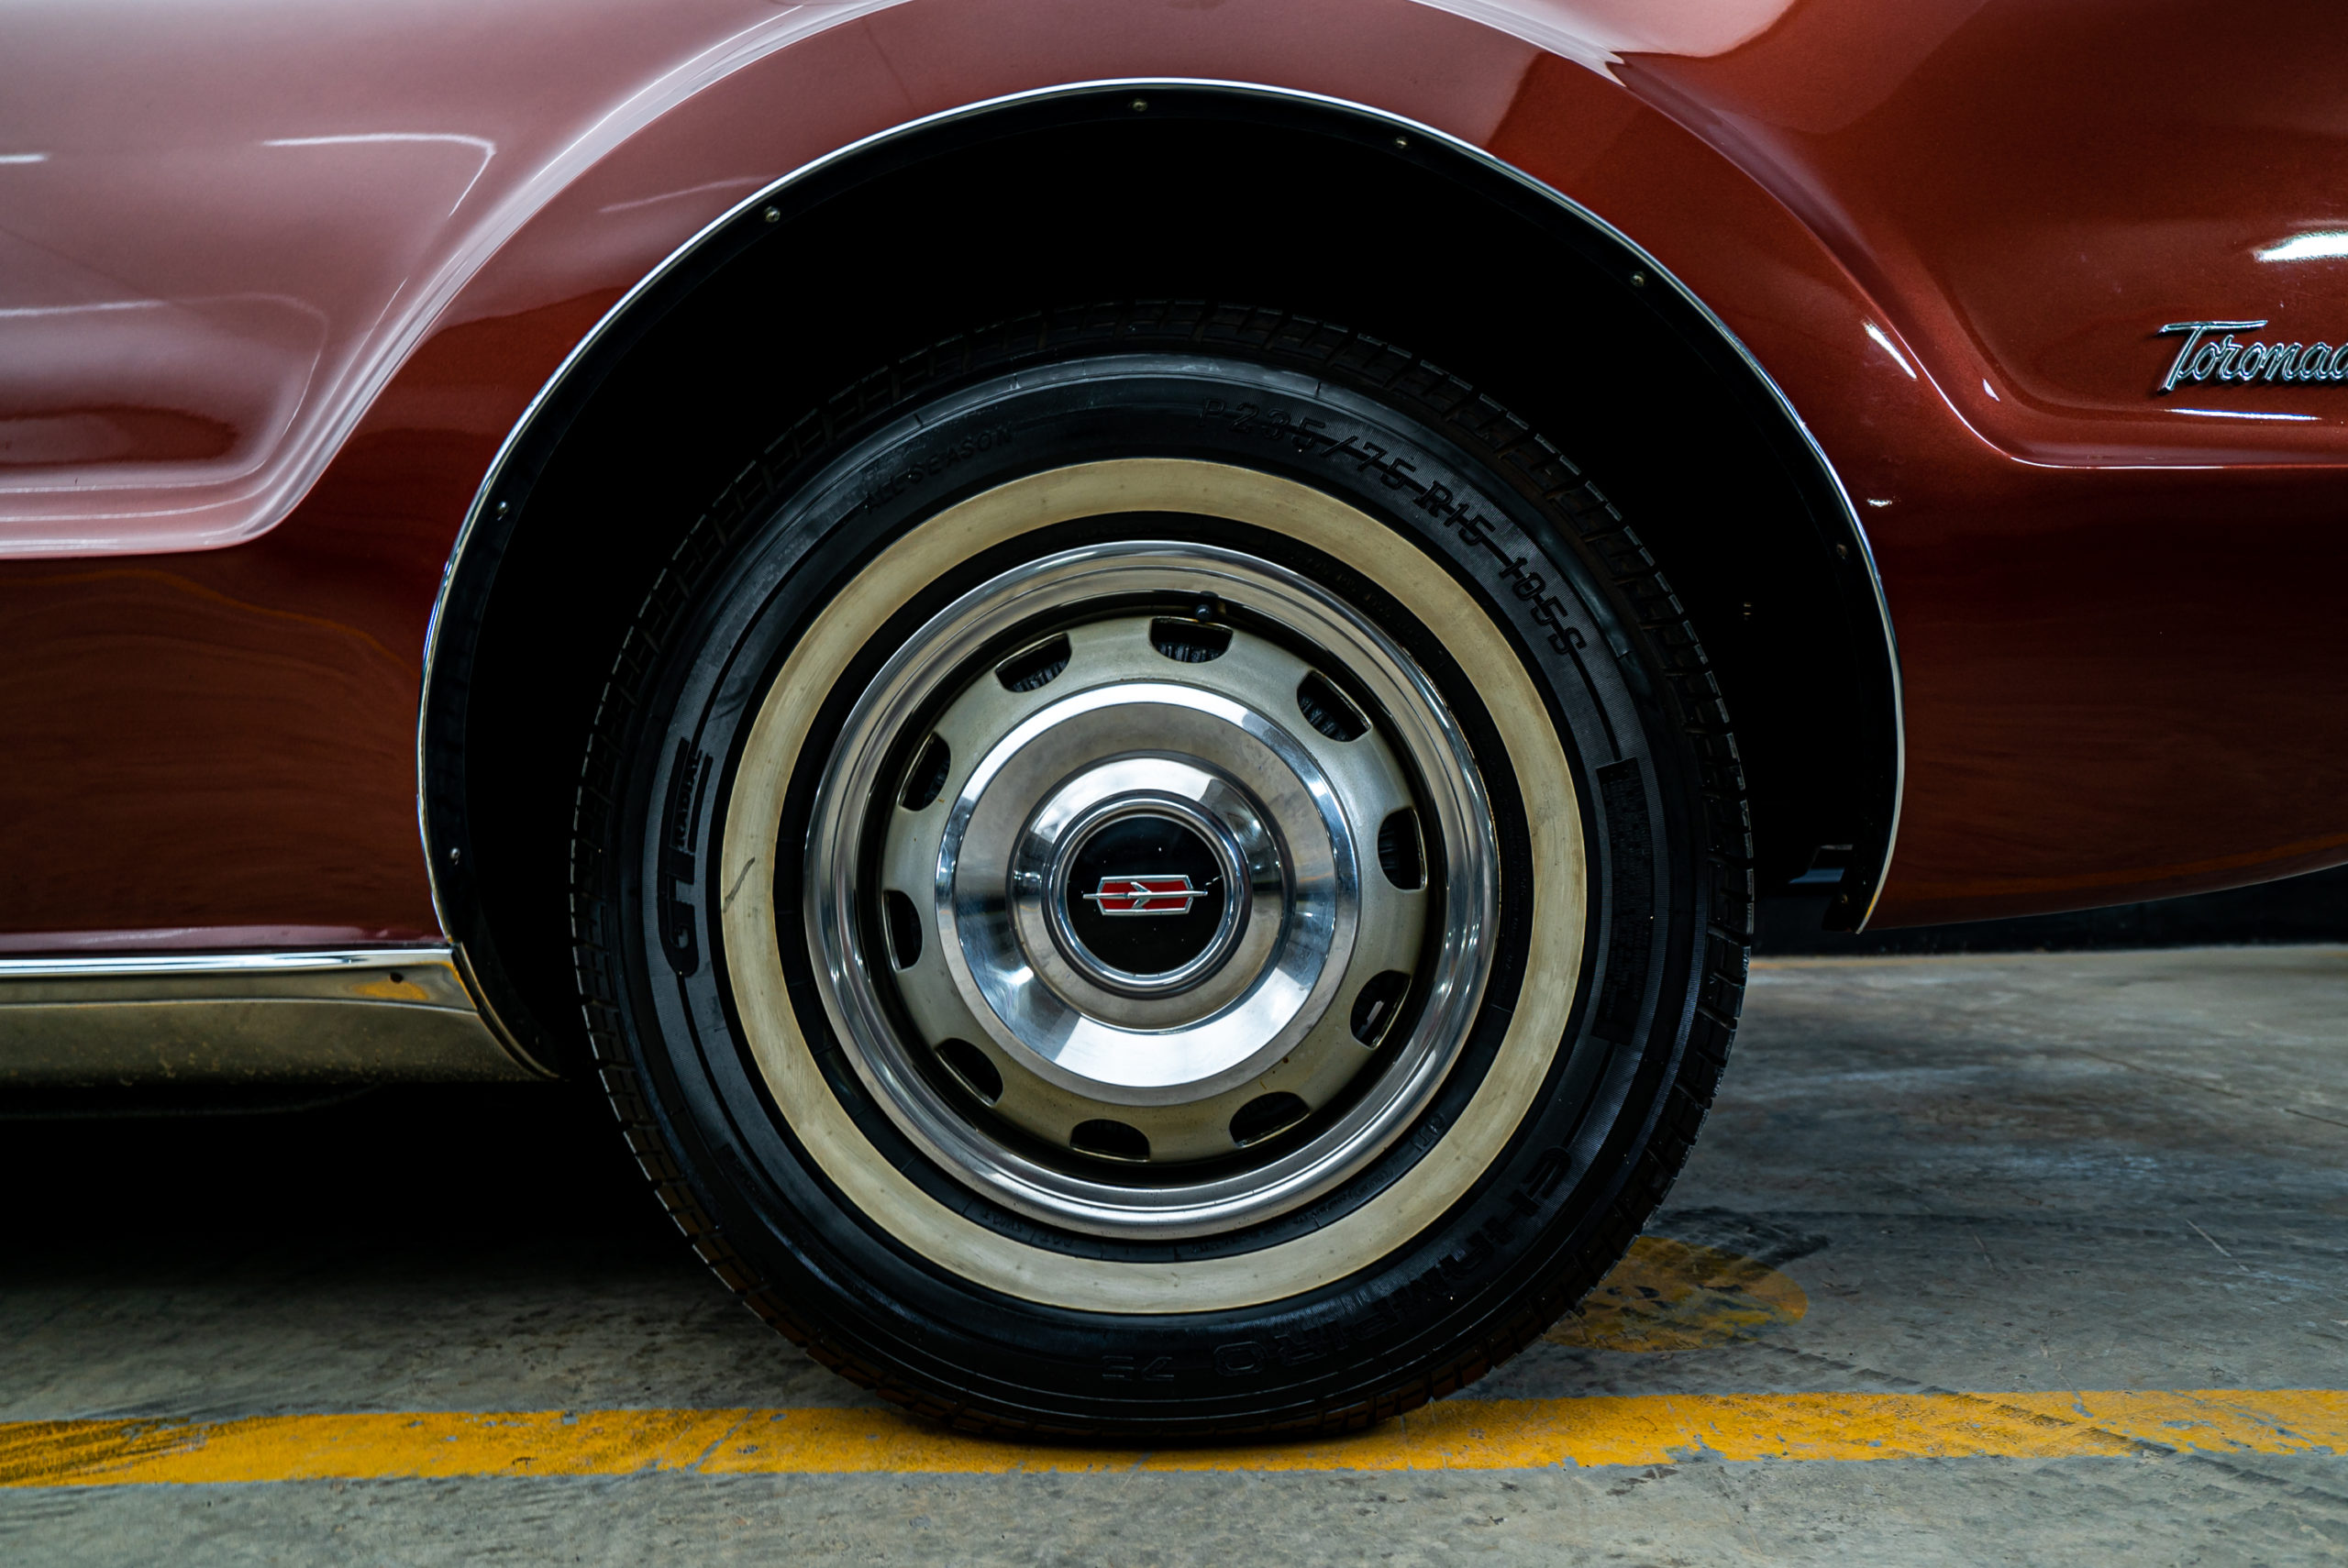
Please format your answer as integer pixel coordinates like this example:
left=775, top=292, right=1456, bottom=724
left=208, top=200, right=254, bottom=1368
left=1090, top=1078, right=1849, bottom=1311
left=2156, top=319, right=2348, bottom=392
left=1081, top=875, right=1208, bottom=916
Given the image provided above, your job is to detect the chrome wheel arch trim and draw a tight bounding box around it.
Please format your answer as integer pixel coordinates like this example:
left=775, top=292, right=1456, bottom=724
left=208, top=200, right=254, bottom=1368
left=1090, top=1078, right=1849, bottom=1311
left=419, top=73, right=1907, bottom=1048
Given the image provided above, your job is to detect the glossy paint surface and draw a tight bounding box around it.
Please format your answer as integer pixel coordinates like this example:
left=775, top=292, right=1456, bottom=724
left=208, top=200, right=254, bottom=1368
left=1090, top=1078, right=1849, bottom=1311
left=1612, top=0, right=2348, bottom=920
left=0, top=0, right=2343, bottom=948
left=0, top=0, right=910, bottom=556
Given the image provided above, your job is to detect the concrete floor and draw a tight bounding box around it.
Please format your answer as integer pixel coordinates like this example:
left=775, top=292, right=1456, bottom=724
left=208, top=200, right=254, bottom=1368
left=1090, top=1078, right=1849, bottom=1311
left=5, top=946, right=2347, bottom=1563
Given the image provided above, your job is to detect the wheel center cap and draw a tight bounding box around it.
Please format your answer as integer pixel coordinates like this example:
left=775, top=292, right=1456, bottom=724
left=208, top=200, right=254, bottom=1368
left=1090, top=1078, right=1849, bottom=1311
left=1047, top=796, right=1248, bottom=996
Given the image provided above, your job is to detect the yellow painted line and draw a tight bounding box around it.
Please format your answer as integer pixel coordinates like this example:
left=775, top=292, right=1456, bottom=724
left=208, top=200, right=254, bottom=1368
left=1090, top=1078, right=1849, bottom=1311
left=3, top=1391, right=2344, bottom=1487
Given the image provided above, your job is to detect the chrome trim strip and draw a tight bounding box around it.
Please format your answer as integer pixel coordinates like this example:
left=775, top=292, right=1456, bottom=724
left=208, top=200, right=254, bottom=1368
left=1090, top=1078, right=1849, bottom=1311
left=421, top=74, right=1907, bottom=944
left=0, top=946, right=451, bottom=979
left=0, top=946, right=549, bottom=1083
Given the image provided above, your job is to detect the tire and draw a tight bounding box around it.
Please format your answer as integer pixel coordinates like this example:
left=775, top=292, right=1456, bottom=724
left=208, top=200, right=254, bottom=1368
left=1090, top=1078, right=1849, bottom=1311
left=570, top=302, right=1751, bottom=1439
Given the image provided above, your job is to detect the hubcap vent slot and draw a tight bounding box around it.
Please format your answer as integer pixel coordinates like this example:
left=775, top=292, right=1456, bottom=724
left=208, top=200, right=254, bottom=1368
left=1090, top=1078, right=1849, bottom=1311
left=1071, top=1119, right=1150, bottom=1162
left=1296, top=670, right=1367, bottom=741
left=1149, top=616, right=1233, bottom=663
left=995, top=634, right=1071, bottom=692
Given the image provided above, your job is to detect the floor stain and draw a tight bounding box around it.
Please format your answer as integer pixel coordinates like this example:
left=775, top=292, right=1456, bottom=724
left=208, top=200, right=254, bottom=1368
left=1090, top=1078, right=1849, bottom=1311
left=1547, top=1237, right=1808, bottom=1353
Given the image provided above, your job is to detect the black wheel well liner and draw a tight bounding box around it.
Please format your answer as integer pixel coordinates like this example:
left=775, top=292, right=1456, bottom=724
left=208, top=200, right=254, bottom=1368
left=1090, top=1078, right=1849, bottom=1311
left=420, top=81, right=1900, bottom=1071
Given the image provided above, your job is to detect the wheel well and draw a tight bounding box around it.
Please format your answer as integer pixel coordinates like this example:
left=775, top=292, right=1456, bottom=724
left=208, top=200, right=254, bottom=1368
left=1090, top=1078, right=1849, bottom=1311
left=423, top=83, right=1899, bottom=1070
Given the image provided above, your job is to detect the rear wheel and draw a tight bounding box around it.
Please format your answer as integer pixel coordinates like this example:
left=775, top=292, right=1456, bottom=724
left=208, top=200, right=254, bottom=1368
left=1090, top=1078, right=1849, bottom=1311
left=570, top=304, right=1750, bottom=1438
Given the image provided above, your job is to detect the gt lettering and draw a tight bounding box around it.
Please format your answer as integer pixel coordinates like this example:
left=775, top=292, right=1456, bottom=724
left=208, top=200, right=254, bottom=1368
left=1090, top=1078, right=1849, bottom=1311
left=1101, top=1354, right=1177, bottom=1383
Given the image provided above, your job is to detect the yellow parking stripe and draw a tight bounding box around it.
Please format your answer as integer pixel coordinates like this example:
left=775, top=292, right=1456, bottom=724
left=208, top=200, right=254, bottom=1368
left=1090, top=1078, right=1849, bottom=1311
left=3, top=1390, right=2342, bottom=1487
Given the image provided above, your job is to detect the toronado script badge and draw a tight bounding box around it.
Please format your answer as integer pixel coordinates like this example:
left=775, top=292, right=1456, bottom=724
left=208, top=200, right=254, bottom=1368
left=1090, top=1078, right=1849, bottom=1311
left=2156, top=319, right=2348, bottom=392
left=1082, top=875, right=1209, bottom=916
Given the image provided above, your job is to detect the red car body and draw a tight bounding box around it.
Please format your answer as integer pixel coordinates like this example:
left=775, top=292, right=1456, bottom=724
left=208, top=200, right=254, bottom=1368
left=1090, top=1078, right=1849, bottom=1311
left=4, top=0, right=2342, bottom=1075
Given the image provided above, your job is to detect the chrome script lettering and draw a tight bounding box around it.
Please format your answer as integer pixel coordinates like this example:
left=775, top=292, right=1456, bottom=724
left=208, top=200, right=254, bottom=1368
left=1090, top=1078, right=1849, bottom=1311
left=2155, top=318, right=2348, bottom=392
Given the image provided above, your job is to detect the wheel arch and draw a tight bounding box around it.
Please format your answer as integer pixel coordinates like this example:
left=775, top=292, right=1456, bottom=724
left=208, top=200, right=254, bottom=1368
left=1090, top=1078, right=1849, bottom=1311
left=420, top=81, right=1902, bottom=1067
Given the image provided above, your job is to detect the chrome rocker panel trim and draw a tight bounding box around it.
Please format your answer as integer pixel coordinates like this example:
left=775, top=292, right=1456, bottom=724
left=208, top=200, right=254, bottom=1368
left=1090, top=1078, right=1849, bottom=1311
left=0, top=947, right=547, bottom=1086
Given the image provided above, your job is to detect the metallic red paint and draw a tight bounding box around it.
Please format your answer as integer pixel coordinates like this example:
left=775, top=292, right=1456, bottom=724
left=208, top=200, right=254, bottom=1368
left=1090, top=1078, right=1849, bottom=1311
left=1612, top=1, right=2348, bottom=921
left=1, top=0, right=2342, bottom=949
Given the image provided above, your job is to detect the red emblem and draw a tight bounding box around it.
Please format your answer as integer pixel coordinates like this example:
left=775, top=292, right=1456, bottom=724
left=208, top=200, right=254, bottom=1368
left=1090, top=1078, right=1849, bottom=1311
left=1081, top=875, right=1207, bottom=916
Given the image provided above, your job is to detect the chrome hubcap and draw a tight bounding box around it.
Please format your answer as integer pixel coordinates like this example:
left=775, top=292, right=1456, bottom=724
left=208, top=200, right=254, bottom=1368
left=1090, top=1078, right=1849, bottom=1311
left=803, top=541, right=1497, bottom=1237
